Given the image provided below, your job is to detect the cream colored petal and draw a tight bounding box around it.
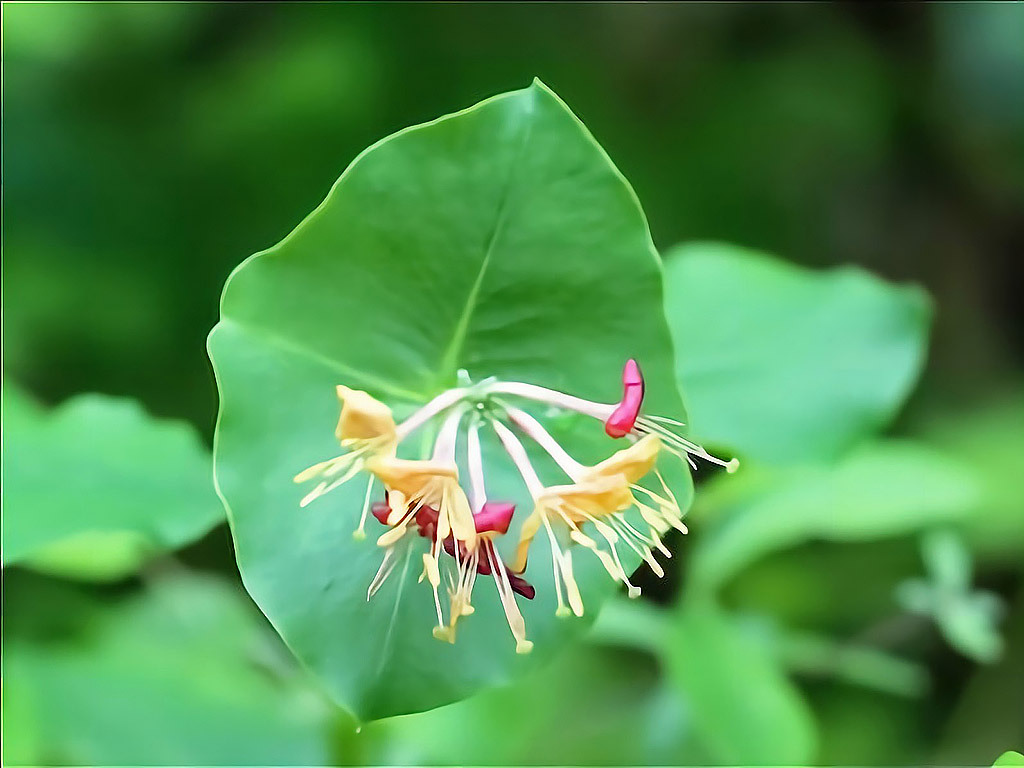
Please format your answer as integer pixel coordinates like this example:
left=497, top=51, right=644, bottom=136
left=512, top=508, right=544, bottom=573
left=444, top=481, right=478, bottom=548
left=367, top=456, right=458, bottom=501
left=540, top=475, right=633, bottom=521
left=583, top=434, right=660, bottom=484
left=335, top=385, right=396, bottom=442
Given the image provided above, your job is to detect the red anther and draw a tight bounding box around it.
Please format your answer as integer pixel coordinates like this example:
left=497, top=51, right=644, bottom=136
left=371, top=497, right=439, bottom=539
left=604, top=358, right=645, bottom=438
left=370, top=502, right=391, bottom=525
left=473, top=501, right=516, bottom=534
left=414, top=505, right=439, bottom=538
left=442, top=536, right=458, bottom=560
left=509, top=572, right=536, bottom=599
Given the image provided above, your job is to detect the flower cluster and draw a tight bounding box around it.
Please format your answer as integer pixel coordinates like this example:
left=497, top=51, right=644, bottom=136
left=295, top=360, right=736, bottom=653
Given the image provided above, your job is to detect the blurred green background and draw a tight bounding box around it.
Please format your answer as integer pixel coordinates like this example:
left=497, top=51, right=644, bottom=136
left=3, top=3, right=1022, bottom=765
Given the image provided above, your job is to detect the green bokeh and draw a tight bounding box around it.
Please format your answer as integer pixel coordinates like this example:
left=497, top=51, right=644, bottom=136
left=3, top=3, right=1022, bottom=766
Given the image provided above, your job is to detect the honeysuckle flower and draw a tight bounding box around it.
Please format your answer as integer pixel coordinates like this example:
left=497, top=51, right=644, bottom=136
left=367, top=406, right=479, bottom=642
left=293, top=358, right=734, bottom=652
left=294, top=385, right=466, bottom=538
left=493, top=411, right=680, bottom=616
left=359, top=417, right=536, bottom=652
left=293, top=386, right=397, bottom=522
left=460, top=418, right=535, bottom=653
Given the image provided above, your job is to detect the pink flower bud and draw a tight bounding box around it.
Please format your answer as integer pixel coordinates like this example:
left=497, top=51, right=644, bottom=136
left=604, top=358, right=645, bottom=438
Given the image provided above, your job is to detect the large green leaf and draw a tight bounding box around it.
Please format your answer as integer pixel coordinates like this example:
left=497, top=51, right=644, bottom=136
left=689, top=441, right=981, bottom=591
left=662, top=243, right=931, bottom=463
left=1, top=572, right=334, bottom=765
left=664, top=598, right=817, bottom=765
left=208, top=80, right=691, bottom=720
left=1, top=384, right=223, bottom=580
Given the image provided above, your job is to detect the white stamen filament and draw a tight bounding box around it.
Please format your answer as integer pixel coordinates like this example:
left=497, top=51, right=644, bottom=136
left=432, top=405, right=466, bottom=463
left=353, top=474, right=375, bottom=540
left=299, top=459, right=363, bottom=507
left=503, top=405, right=585, bottom=481
left=368, top=537, right=410, bottom=599
left=487, top=381, right=614, bottom=421
left=541, top=513, right=584, bottom=617
left=467, top=419, right=487, bottom=513
left=638, top=417, right=739, bottom=473
left=492, top=420, right=544, bottom=498
left=485, top=540, right=533, bottom=653
left=396, top=387, right=468, bottom=441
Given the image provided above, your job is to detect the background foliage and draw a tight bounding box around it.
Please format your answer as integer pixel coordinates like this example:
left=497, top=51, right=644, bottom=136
left=3, top=3, right=1022, bottom=765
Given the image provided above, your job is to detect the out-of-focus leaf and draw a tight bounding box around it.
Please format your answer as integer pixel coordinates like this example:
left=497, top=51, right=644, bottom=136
left=0, top=664, right=42, bottom=767
left=1, top=385, right=223, bottom=580
left=664, top=598, right=817, bottom=765
left=690, top=441, right=980, bottom=591
left=937, top=588, right=1024, bottom=764
left=917, top=392, right=1024, bottom=559
left=777, top=628, right=929, bottom=699
left=355, top=643, right=700, bottom=766
left=939, top=595, right=1004, bottom=664
left=897, top=531, right=1004, bottom=664
left=588, top=594, right=671, bottom=653
left=208, top=80, right=692, bottom=720
left=922, top=528, right=973, bottom=592
left=591, top=596, right=930, bottom=698
left=994, top=751, right=1024, bottom=767
left=662, top=243, right=930, bottom=463
left=1, top=572, right=334, bottom=765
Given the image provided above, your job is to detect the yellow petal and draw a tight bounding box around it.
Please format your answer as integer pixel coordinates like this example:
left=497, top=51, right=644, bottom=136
left=335, top=385, right=396, bottom=442
left=444, top=482, right=478, bottom=548
left=584, top=434, right=660, bottom=484
left=367, top=456, right=457, bottom=501
left=512, top=509, right=544, bottom=573
left=540, top=475, right=633, bottom=522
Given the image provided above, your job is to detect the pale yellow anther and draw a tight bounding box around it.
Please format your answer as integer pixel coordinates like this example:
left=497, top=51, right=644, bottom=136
left=335, top=386, right=396, bottom=443
left=422, top=553, right=441, bottom=587
left=569, top=529, right=598, bottom=548
left=376, top=525, right=408, bottom=548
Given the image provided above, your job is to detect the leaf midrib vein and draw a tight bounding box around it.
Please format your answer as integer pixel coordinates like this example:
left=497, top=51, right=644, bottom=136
left=434, top=97, right=537, bottom=389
